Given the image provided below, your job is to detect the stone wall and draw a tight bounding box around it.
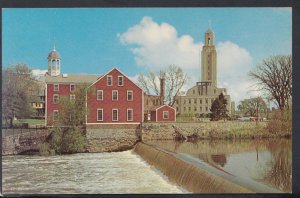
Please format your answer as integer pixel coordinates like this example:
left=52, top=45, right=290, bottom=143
left=85, top=124, right=141, bottom=152
left=141, top=121, right=268, bottom=141
left=2, top=129, right=51, bottom=155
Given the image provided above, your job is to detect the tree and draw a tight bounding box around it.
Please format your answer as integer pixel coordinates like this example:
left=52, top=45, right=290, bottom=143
left=238, top=97, right=268, bottom=117
left=2, top=64, right=39, bottom=127
left=138, top=65, right=188, bottom=106
left=248, top=55, right=292, bottom=110
left=210, top=92, right=228, bottom=121
left=47, top=83, right=93, bottom=154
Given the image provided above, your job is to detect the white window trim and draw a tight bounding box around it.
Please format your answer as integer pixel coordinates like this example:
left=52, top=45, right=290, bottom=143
left=118, top=76, right=124, bottom=86
left=97, top=90, right=103, bottom=101
left=70, top=94, right=75, bottom=101
left=70, top=84, right=75, bottom=92
left=53, top=110, right=59, bottom=121
left=127, top=108, right=133, bottom=121
left=163, top=111, right=169, bottom=119
left=112, top=90, right=118, bottom=101
left=97, top=108, right=103, bottom=121
left=54, top=84, right=59, bottom=91
left=112, top=109, right=118, bottom=121
left=107, top=75, right=113, bottom=86
left=53, top=94, right=59, bottom=104
left=127, top=90, right=133, bottom=101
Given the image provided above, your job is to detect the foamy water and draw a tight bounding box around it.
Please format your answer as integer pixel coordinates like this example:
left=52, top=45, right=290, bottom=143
left=2, top=151, right=185, bottom=194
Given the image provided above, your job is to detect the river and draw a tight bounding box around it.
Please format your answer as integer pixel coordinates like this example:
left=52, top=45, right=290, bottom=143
left=2, top=151, right=185, bottom=194
left=146, top=138, right=292, bottom=192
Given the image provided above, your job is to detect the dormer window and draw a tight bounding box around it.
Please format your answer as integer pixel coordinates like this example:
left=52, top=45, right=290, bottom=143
left=107, top=75, right=113, bottom=86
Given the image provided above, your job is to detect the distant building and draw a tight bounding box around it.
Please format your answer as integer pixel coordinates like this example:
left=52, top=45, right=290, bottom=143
left=174, top=27, right=231, bottom=116
left=150, top=105, right=176, bottom=122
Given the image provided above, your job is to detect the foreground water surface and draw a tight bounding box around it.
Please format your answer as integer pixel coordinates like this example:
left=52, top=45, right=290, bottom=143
left=2, top=151, right=185, bottom=194
left=147, top=138, right=291, bottom=192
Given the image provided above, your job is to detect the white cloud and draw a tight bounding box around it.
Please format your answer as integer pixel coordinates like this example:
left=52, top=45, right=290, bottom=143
left=119, top=16, right=263, bottom=104
left=118, top=16, right=202, bottom=71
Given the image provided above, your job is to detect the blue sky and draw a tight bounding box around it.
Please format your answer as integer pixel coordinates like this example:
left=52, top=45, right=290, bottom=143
left=2, top=8, right=292, bottom=103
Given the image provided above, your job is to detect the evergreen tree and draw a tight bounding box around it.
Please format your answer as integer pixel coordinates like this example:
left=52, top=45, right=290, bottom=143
left=210, top=92, right=228, bottom=121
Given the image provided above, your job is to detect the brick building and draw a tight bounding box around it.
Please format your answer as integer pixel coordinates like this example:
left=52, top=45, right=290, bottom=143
left=150, top=105, right=176, bottom=122
left=86, top=68, right=143, bottom=124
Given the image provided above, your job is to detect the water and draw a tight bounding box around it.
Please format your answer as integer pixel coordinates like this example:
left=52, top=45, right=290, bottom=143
left=146, top=138, right=292, bottom=192
left=2, top=151, right=185, bottom=194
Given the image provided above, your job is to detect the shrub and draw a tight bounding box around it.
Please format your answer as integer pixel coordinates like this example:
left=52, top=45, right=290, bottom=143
left=37, top=142, right=53, bottom=156
left=267, top=109, right=292, bottom=134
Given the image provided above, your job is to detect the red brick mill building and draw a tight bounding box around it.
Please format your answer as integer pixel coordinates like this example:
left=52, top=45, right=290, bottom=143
left=44, top=46, right=175, bottom=126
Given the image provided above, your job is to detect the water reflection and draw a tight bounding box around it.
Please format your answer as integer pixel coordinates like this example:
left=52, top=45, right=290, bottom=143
left=146, top=138, right=291, bottom=192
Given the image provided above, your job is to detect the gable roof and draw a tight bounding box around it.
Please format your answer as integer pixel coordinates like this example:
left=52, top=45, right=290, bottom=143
left=45, top=74, right=100, bottom=84
left=155, top=104, right=176, bottom=111
left=87, top=67, right=143, bottom=91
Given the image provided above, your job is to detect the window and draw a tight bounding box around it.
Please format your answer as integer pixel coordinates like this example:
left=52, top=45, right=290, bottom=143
left=97, top=90, right=103, bottom=101
left=189, top=99, right=191, bottom=104
left=112, top=90, right=118, bottom=101
left=163, top=111, right=169, bottom=119
left=54, top=84, right=59, bottom=91
left=200, top=106, right=203, bottom=111
left=194, top=99, right=197, bottom=104
left=53, top=110, right=59, bottom=121
left=107, top=75, right=113, bottom=86
left=97, top=109, right=103, bottom=121
left=70, top=94, right=75, bottom=101
left=184, top=107, right=186, bottom=111
left=53, top=94, right=59, bottom=104
left=127, top=109, right=133, bottom=121
left=206, top=99, right=208, bottom=104
left=189, top=107, right=191, bottom=111
left=127, top=90, right=133, bottom=101
left=200, top=99, right=202, bottom=104
left=206, top=107, right=208, bottom=111
left=118, top=76, right=124, bottom=86
left=70, top=84, right=75, bottom=92
left=112, top=109, right=118, bottom=121
left=194, top=107, right=197, bottom=111
left=184, top=100, right=186, bottom=104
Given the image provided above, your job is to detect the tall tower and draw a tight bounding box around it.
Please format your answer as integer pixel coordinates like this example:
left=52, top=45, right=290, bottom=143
left=47, top=44, right=61, bottom=76
left=201, top=26, right=217, bottom=86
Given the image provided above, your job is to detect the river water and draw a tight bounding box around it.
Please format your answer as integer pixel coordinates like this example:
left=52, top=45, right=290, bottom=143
left=2, top=151, right=185, bottom=194
left=146, top=138, right=292, bottom=192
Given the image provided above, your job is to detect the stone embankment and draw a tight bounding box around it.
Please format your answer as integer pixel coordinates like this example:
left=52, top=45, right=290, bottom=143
left=2, top=128, right=51, bottom=155
left=85, top=124, right=141, bottom=152
left=141, top=121, right=288, bottom=141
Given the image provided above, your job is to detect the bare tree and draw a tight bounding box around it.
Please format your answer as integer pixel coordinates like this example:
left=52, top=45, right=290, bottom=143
left=238, top=97, right=267, bottom=117
left=248, top=55, right=292, bottom=110
left=138, top=65, right=188, bottom=106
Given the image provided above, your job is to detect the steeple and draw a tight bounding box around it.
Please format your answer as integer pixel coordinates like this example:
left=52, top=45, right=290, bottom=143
left=47, top=42, right=61, bottom=76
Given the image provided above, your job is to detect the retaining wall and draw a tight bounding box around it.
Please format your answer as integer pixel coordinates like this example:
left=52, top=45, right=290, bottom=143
left=141, top=121, right=268, bottom=141
left=2, top=129, right=51, bottom=155
left=85, top=124, right=141, bottom=152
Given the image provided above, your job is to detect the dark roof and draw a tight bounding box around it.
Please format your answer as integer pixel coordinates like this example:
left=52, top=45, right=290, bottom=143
left=48, top=50, right=61, bottom=59
left=45, top=74, right=100, bottom=84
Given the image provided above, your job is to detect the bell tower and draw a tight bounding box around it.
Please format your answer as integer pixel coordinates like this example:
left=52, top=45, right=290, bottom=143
left=201, top=23, right=217, bottom=86
left=47, top=43, right=61, bottom=76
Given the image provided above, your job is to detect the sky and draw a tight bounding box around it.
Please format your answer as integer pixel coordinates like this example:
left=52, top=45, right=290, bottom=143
left=2, top=8, right=292, bottom=105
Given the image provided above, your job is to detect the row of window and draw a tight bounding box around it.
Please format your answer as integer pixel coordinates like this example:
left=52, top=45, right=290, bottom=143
left=97, top=90, right=133, bottom=101
left=192, top=89, right=217, bottom=95
left=180, top=106, right=210, bottom=112
left=53, top=94, right=75, bottom=104
left=97, top=109, right=133, bottom=122
left=53, top=84, right=75, bottom=92
left=107, top=75, right=124, bottom=86
left=176, top=98, right=215, bottom=105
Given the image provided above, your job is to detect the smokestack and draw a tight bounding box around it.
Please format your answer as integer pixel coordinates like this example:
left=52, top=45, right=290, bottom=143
left=160, top=71, right=165, bottom=105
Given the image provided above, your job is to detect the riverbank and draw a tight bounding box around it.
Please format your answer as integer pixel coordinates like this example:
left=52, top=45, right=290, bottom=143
left=141, top=121, right=291, bottom=141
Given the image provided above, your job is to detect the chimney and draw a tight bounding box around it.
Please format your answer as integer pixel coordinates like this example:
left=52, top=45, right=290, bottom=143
left=160, top=71, right=165, bottom=105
